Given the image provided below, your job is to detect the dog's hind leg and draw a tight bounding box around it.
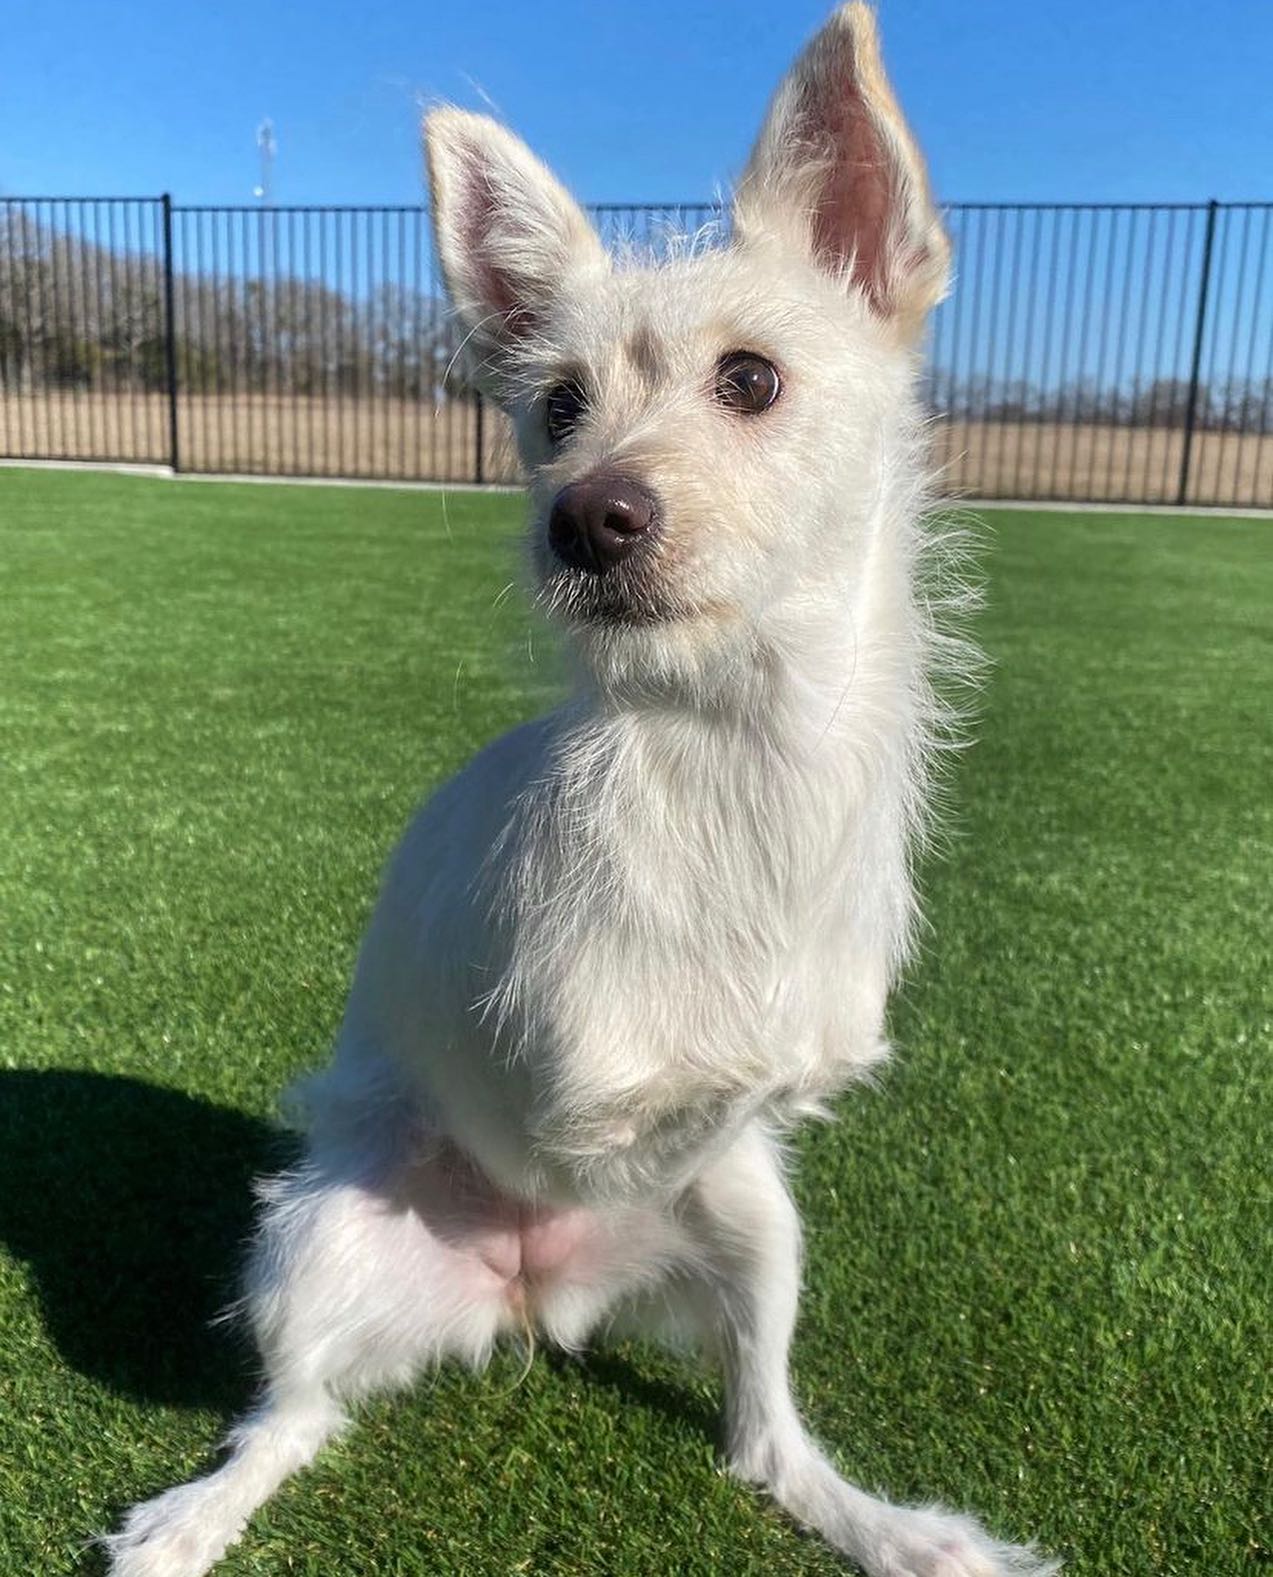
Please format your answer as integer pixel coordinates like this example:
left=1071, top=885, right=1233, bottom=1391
left=102, top=1381, right=343, bottom=1577
left=103, top=1128, right=512, bottom=1577
left=682, top=1124, right=1060, bottom=1577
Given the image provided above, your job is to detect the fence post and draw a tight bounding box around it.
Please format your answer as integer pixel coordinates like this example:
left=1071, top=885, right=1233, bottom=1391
left=1177, top=198, right=1218, bottom=506
left=474, top=393, right=485, bottom=484
left=160, top=193, right=180, bottom=473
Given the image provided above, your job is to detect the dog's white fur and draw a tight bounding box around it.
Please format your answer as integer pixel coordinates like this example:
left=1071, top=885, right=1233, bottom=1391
left=105, top=8, right=1059, bottom=1574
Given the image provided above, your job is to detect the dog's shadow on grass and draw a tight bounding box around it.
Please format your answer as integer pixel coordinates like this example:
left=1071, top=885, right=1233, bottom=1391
left=0, top=1068, right=291, bottom=1412
left=2, top=1071, right=722, bottom=1449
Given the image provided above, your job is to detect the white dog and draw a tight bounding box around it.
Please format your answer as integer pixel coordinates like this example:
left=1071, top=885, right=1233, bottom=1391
left=107, top=7, right=1058, bottom=1574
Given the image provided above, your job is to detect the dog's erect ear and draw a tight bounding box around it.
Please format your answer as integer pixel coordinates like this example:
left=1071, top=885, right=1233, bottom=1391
left=733, top=3, right=949, bottom=341
left=425, top=109, right=608, bottom=378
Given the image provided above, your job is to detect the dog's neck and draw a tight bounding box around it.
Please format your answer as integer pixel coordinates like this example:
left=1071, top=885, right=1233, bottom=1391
left=539, top=479, right=932, bottom=963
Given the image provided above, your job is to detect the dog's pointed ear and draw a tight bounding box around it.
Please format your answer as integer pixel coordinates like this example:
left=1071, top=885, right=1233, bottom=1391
left=732, top=3, right=949, bottom=342
left=425, top=109, right=609, bottom=381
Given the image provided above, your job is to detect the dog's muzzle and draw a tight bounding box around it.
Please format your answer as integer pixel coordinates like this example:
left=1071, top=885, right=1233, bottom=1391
left=548, top=472, right=660, bottom=575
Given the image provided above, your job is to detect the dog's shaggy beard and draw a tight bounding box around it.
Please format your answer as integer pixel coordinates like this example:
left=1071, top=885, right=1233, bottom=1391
left=532, top=556, right=765, bottom=711
left=536, top=562, right=675, bottom=629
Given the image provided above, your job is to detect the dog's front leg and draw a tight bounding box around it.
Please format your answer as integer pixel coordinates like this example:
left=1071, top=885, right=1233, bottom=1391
left=683, top=1125, right=1059, bottom=1577
left=103, top=1128, right=515, bottom=1577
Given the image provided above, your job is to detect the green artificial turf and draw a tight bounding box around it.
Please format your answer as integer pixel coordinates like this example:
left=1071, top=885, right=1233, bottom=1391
left=0, top=467, right=1268, bottom=1575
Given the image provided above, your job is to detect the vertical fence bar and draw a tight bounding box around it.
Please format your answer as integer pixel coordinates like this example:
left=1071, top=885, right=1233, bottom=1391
left=198, top=210, right=211, bottom=471
left=1230, top=203, right=1261, bottom=498
left=161, top=193, right=180, bottom=471
left=398, top=208, right=407, bottom=480
left=256, top=204, right=268, bottom=474
left=1255, top=209, right=1273, bottom=507
left=120, top=201, right=135, bottom=458
left=335, top=210, right=345, bottom=477
left=1124, top=208, right=1154, bottom=502
left=72, top=201, right=87, bottom=460
left=1011, top=207, right=1040, bottom=497
left=43, top=201, right=63, bottom=455
left=1234, top=206, right=1270, bottom=506
left=1102, top=207, right=1128, bottom=499
left=351, top=209, right=360, bottom=475
left=90, top=201, right=106, bottom=458
left=1172, top=211, right=1202, bottom=499
left=474, top=392, right=485, bottom=483
left=2, top=206, right=12, bottom=454
left=964, top=208, right=986, bottom=494
left=1177, top=198, right=1218, bottom=505
left=1198, top=205, right=1233, bottom=504
left=422, top=208, right=433, bottom=482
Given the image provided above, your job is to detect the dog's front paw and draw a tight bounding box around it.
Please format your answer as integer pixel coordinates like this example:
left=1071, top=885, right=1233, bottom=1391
left=101, top=1481, right=245, bottom=1577
left=864, top=1504, right=1060, bottom=1577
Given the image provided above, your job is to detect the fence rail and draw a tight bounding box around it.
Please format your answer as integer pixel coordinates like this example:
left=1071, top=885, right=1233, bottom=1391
left=2, top=195, right=1270, bottom=506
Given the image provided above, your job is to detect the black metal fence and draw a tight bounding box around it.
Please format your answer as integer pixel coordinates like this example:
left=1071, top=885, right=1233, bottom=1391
left=2, top=195, right=1270, bottom=506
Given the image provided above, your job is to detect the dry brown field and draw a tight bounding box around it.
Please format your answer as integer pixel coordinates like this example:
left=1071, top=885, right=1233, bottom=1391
left=2, top=392, right=1270, bottom=506
left=931, top=418, right=1272, bottom=507
left=0, top=393, right=521, bottom=485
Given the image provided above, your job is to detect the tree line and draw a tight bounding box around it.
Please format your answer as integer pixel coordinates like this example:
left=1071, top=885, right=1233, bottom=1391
left=0, top=208, right=464, bottom=401
left=922, top=372, right=1273, bottom=433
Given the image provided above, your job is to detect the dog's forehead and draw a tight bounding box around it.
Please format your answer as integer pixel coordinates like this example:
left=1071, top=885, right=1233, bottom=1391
left=551, top=249, right=829, bottom=369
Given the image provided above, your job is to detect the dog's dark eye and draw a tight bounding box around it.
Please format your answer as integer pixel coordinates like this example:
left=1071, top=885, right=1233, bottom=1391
left=545, top=378, right=588, bottom=445
left=714, top=351, right=781, bottom=415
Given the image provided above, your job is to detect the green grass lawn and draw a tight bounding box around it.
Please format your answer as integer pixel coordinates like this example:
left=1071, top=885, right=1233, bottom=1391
left=1, top=467, right=1268, bottom=1576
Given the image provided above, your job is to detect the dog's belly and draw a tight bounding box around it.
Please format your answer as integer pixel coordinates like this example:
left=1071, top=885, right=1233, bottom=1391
left=472, top=1200, right=596, bottom=1288
left=423, top=1143, right=608, bottom=1302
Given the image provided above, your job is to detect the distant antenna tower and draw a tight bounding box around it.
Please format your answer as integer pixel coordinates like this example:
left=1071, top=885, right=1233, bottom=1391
left=254, top=118, right=276, bottom=202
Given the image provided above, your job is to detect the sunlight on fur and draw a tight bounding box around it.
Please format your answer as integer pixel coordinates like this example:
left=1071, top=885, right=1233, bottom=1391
left=105, top=7, right=1059, bottom=1575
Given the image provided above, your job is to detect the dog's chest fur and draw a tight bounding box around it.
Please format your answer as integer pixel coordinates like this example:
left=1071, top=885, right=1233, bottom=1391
left=352, top=659, right=914, bottom=1205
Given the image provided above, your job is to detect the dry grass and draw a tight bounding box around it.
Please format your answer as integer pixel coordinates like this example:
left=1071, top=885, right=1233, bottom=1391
left=0, top=393, right=520, bottom=485
left=2, top=392, right=1270, bottom=505
left=932, top=417, right=1273, bottom=507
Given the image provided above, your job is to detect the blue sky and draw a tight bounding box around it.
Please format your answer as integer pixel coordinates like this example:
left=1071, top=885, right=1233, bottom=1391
left=2, top=0, right=1271, bottom=207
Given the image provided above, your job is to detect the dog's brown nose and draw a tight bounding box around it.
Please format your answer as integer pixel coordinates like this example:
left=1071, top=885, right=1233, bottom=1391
left=548, top=474, right=658, bottom=574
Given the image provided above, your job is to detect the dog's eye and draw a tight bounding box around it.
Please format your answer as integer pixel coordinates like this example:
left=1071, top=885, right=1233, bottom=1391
left=714, top=351, right=781, bottom=415
left=545, top=378, right=588, bottom=446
